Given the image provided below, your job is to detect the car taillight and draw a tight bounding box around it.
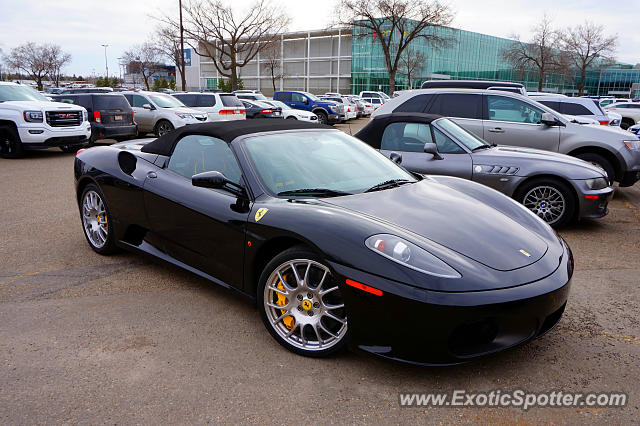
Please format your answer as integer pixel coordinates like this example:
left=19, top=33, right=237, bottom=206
left=599, top=120, right=609, bottom=125
left=131, top=110, right=135, bottom=121
left=76, top=148, right=86, bottom=155
left=239, top=109, right=246, bottom=114
left=259, top=109, right=274, bottom=113
left=93, top=111, right=101, bottom=123
left=219, top=109, right=235, bottom=115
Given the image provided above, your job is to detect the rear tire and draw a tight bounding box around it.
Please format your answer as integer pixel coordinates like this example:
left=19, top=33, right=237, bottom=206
left=575, top=153, right=616, bottom=184
left=515, top=178, right=576, bottom=228
left=0, top=125, right=25, bottom=159
left=79, top=183, right=118, bottom=254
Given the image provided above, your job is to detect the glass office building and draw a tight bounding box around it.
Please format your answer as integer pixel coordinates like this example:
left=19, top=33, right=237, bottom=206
left=350, top=22, right=638, bottom=97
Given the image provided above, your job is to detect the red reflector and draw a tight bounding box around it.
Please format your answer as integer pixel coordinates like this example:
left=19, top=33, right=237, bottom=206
left=585, top=195, right=599, bottom=199
left=76, top=149, right=86, bottom=155
left=346, top=279, right=383, bottom=296
left=598, top=120, right=609, bottom=125
left=93, top=111, right=101, bottom=123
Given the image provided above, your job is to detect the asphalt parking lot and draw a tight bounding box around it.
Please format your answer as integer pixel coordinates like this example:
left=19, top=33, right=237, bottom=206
left=1, top=117, right=639, bottom=423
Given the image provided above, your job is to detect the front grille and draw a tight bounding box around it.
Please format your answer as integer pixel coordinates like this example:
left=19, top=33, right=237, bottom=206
left=336, top=105, right=345, bottom=113
left=46, top=111, right=83, bottom=127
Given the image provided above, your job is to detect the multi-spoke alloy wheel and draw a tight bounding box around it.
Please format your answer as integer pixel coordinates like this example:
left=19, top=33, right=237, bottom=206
left=523, top=185, right=565, bottom=225
left=259, top=248, right=348, bottom=357
left=517, top=179, right=575, bottom=228
left=79, top=184, right=117, bottom=254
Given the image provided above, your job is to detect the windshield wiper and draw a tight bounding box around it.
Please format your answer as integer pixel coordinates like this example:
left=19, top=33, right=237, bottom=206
left=277, top=188, right=352, bottom=197
left=364, top=179, right=412, bottom=193
left=472, top=144, right=494, bottom=152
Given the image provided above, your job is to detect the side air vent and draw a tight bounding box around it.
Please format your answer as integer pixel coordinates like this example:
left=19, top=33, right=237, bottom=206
left=118, top=151, right=137, bottom=176
left=475, top=165, right=519, bottom=175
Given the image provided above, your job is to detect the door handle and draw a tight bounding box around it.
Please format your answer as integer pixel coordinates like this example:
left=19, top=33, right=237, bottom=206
left=147, top=171, right=157, bottom=178
left=488, top=127, right=505, bottom=133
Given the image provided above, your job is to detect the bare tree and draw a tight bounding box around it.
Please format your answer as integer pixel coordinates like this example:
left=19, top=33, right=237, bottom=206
left=398, top=47, right=425, bottom=89
left=335, top=0, right=452, bottom=94
left=3, top=42, right=50, bottom=90
left=502, top=16, right=566, bottom=92
left=45, top=45, right=72, bottom=88
left=164, top=0, right=289, bottom=91
left=154, top=24, right=185, bottom=90
left=262, top=40, right=283, bottom=92
left=122, top=42, right=163, bottom=90
left=560, top=21, right=617, bottom=96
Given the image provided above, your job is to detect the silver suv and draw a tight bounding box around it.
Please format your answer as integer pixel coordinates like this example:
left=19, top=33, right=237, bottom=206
left=534, top=95, right=619, bottom=126
left=372, top=88, right=640, bottom=186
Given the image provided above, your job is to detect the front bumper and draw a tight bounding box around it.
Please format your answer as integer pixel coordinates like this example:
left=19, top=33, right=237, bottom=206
left=18, top=123, right=92, bottom=147
left=576, top=183, right=614, bottom=219
left=327, top=113, right=344, bottom=124
left=91, top=123, right=138, bottom=140
left=328, top=242, right=572, bottom=365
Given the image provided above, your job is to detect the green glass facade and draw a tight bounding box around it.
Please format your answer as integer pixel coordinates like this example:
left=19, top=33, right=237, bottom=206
left=350, top=22, right=639, bottom=97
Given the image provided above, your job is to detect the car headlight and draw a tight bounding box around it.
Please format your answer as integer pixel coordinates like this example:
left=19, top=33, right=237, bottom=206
left=365, top=234, right=461, bottom=278
left=23, top=111, right=43, bottom=122
left=585, top=177, right=609, bottom=190
left=175, top=112, right=194, bottom=119
left=623, top=140, right=640, bottom=150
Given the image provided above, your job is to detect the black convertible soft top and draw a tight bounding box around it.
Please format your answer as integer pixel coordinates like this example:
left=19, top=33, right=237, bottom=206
left=141, top=120, right=333, bottom=156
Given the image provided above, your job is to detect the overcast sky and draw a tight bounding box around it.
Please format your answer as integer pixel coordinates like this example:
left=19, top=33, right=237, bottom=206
left=0, top=0, right=638, bottom=77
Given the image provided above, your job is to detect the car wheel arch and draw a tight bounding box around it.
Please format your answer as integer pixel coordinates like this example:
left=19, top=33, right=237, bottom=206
left=250, top=236, right=324, bottom=297
left=76, top=176, right=100, bottom=204
left=513, top=174, right=579, bottom=221
left=566, top=146, right=620, bottom=181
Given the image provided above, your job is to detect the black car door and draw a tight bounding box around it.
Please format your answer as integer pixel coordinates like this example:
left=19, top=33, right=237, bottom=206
left=143, top=134, right=250, bottom=290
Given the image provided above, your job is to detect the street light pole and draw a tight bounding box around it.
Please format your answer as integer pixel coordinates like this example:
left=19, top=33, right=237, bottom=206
left=179, top=0, right=186, bottom=91
left=101, top=44, right=109, bottom=80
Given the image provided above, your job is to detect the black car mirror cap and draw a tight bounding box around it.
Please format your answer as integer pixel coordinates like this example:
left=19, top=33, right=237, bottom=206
left=541, top=112, right=564, bottom=127
left=424, top=142, right=443, bottom=160
left=192, top=171, right=246, bottom=196
left=389, top=152, right=403, bottom=164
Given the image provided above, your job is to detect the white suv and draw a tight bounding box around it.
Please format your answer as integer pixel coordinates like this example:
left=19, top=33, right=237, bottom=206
left=171, top=92, right=246, bottom=121
left=123, top=91, right=209, bottom=136
left=0, top=82, right=91, bottom=158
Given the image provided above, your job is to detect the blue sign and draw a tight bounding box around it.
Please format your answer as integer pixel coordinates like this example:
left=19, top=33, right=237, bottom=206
left=184, top=49, right=192, bottom=67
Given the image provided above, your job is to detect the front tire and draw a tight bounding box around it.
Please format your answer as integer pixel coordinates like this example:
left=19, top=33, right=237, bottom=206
left=0, top=125, right=25, bottom=159
left=516, top=178, right=576, bottom=228
left=286, top=116, right=297, bottom=120
left=258, top=246, right=348, bottom=358
left=154, top=120, right=174, bottom=136
left=315, top=111, right=329, bottom=125
left=79, top=184, right=118, bottom=254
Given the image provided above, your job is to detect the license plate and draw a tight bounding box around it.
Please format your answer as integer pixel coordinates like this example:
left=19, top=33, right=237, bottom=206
left=114, top=115, right=123, bottom=121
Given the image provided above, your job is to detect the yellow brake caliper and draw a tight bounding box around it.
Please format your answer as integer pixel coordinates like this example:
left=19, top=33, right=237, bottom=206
left=96, top=215, right=108, bottom=230
left=276, top=274, right=295, bottom=330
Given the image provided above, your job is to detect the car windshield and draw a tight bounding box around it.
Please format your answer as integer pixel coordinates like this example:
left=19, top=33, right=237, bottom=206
left=302, top=92, right=321, bottom=102
left=243, top=130, right=417, bottom=196
left=435, top=118, right=489, bottom=150
left=149, top=94, right=185, bottom=108
left=0, top=85, right=49, bottom=102
left=266, top=100, right=290, bottom=110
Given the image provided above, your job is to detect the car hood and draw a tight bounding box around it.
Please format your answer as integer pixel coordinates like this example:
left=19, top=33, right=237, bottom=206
left=2, top=100, right=85, bottom=111
left=319, top=180, right=548, bottom=272
left=474, top=146, right=607, bottom=178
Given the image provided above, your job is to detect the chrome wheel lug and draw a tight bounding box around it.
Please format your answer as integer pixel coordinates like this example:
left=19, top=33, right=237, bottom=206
left=313, top=302, right=319, bottom=308
left=297, top=294, right=303, bottom=301
left=307, top=292, right=313, bottom=299
left=297, top=305, right=302, bottom=311
left=308, top=311, right=313, bottom=316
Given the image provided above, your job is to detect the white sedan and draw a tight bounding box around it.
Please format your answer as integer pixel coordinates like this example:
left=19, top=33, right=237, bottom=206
left=264, top=100, right=319, bottom=122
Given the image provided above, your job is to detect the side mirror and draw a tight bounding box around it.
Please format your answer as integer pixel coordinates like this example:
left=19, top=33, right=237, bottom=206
left=424, top=142, right=443, bottom=160
left=192, top=171, right=245, bottom=196
left=303, top=98, right=309, bottom=104
left=389, top=152, right=403, bottom=165
left=541, top=112, right=562, bottom=126
left=142, top=103, right=154, bottom=110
